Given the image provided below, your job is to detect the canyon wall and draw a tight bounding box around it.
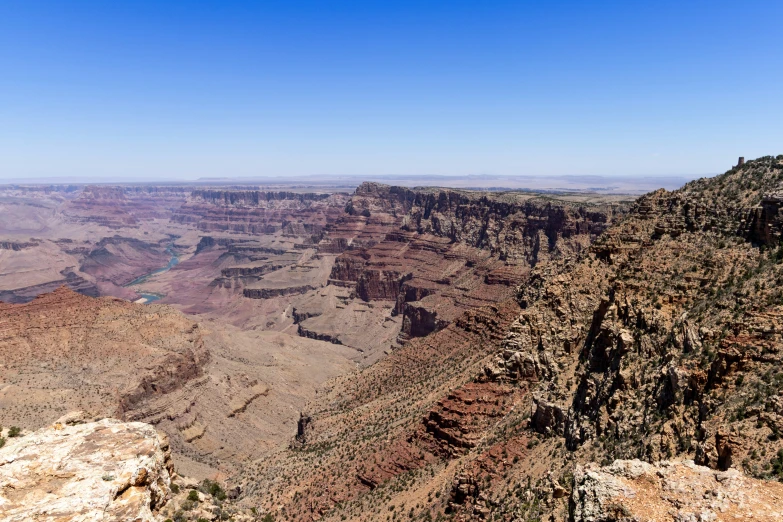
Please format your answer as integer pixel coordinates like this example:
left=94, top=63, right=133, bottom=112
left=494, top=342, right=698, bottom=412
left=236, top=156, right=783, bottom=522
left=172, top=190, right=350, bottom=235
left=328, top=183, right=627, bottom=341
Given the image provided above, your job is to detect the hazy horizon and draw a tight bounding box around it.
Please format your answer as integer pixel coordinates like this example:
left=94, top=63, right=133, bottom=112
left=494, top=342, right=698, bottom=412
left=1, top=1, right=781, bottom=181
left=0, top=171, right=697, bottom=195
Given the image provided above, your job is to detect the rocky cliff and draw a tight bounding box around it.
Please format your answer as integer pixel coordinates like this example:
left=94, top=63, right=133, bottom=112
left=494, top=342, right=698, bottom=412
left=349, top=182, right=620, bottom=259
left=329, top=183, right=627, bottom=342
left=171, top=190, right=349, bottom=234
left=62, top=185, right=140, bottom=228
left=0, top=416, right=173, bottom=521
left=62, top=185, right=190, bottom=227
left=571, top=459, right=783, bottom=522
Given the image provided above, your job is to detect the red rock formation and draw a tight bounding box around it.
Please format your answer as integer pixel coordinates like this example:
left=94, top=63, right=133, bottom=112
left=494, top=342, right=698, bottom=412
left=62, top=186, right=139, bottom=228
left=324, top=184, right=622, bottom=344
left=171, top=190, right=350, bottom=235
left=0, top=287, right=209, bottom=427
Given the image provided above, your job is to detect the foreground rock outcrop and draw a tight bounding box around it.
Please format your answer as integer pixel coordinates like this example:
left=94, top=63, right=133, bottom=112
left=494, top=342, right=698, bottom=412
left=571, top=459, right=783, bottom=522
left=0, top=417, right=173, bottom=521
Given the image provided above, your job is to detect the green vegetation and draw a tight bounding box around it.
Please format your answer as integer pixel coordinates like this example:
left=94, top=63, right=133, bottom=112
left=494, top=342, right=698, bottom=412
left=770, top=449, right=783, bottom=481
left=199, top=478, right=227, bottom=500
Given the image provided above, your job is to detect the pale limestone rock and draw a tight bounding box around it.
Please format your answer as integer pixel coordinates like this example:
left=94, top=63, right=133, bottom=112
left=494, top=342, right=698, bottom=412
left=571, top=459, right=783, bottom=522
left=0, top=417, right=172, bottom=521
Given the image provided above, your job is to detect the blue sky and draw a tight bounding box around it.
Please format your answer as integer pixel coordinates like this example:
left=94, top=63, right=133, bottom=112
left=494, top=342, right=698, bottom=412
left=1, top=0, right=781, bottom=181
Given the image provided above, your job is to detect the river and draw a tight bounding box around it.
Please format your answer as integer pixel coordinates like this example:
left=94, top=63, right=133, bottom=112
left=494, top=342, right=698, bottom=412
left=125, top=246, right=179, bottom=304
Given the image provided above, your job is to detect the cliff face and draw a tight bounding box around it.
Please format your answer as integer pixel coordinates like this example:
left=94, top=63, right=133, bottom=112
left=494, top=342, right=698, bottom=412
left=62, top=185, right=139, bottom=227
left=492, top=157, right=783, bottom=466
left=171, top=190, right=350, bottom=234
left=473, top=155, right=783, bottom=518
left=329, top=183, right=626, bottom=341
left=191, top=189, right=333, bottom=205
left=349, top=182, right=619, bottom=260
left=62, top=185, right=190, bottom=227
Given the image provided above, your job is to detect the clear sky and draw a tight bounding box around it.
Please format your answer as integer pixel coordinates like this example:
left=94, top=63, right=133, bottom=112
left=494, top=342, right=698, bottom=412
left=1, top=0, right=781, bottom=181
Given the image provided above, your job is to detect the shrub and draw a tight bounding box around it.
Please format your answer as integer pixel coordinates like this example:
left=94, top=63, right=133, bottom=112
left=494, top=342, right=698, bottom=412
left=187, top=490, right=200, bottom=502
left=200, top=479, right=227, bottom=500
left=7, top=426, right=21, bottom=438
left=770, top=448, right=783, bottom=479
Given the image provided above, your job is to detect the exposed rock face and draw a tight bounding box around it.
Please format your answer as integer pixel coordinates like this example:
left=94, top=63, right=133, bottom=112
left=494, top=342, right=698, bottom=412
left=571, top=459, right=783, bottom=522
left=348, top=182, right=620, bottom=260
left=240, top=299, right=524, bottom=520
left=62, top=185, right=139, bottom=228
left=746, top=191, right=783, bottom=245
left=172, top=190, right=350, bottom=234
left=0, top=267, right=99, bottom=304
left=62, top=185, right=189, bottom=227
left=0, top=285, right=358, bottom=483
left=191, top=190, right=334, bottom=205
left=243, top=284, right=316, bottom=299
left=328, top=183, right=626, bottom=343
left=492, top=156, right=783, bottom=473
left=0, top=241, right=38, bottom=251
left=0, top=418, right=173, bottom=521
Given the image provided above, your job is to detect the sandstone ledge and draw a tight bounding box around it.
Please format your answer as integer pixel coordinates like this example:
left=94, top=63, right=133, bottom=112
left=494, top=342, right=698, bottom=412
left=0, top=418, right=172, bottom=522
left=571, top=459, right=783, bottom=522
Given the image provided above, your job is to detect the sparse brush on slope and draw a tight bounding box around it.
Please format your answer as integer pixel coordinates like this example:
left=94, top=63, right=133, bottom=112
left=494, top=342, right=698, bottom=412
left=238, top=156, right=783, bottom=522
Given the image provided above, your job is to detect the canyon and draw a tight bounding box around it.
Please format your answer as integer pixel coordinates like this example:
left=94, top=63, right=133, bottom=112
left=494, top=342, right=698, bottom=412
left=2, top=157, right=783, bottom=521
